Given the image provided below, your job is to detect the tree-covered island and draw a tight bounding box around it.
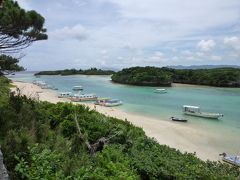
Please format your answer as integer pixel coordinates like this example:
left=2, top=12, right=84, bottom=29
left=35, top=68, right=115, bottom=76
left=111, top=66, right=240, bottom=87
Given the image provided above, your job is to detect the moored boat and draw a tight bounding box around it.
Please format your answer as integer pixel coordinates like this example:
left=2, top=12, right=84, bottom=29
left=69, top=93, right=97, bottom=102
left=52, top=87, right=59, bottom=90
left=105, top=99, right=122, bottom=107
left=33, top=80, right=45, bottom=86
left=95, top=98, right=122, bottom=107
left=94, top=98, right=110, bottom=105
left=58, top=92, right=72, bottom=98
left=182, top=105, right=223, bottom=119
left=33, top=81, right=49, bottom=89
left=72, top=86, right=83, bottom=91
left=220, top=153, right=240, bottom=167
left=154, top=88, right=167, bottom=93
left=170, top=117, right=188, bottom=122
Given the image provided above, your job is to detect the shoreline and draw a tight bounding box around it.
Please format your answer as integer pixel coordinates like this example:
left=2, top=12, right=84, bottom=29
left=12, top=81, right=224, bottom=161
left=19, top=72, right=240, bottom=89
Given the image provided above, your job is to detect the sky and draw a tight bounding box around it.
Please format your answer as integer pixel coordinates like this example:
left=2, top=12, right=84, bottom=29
left=17, top=0, right=240, bottom=70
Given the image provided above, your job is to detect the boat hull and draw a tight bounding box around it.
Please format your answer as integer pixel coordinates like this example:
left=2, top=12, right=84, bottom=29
left=222, top=156, right=240, bottom=167
left=154, top=91, right=167, bottom=94
left=69, top=97, right=97, bottom=102
left=104, top=102, right=122, bottom=107
left=184, top=112, right=222, bottom=119
left=171, top=117, right=187, bottom=122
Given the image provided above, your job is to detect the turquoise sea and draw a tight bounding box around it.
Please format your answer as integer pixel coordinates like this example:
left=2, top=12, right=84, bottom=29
left=10, top=72, right=240, bottom=155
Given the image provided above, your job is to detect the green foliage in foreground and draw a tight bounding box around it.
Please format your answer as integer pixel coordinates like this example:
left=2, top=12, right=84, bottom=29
left=0, top=55, right=24, bottom=74
left=0, top=76, right=240, bottom=179
left=111, top=66, right=240, bottom=87
left=35, top=68, right=115, bottom=76
left=0, top=0, right=47, bottom=53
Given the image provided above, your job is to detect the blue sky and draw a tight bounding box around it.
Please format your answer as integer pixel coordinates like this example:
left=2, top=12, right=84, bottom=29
left=17, top=0, right=240, bottom=70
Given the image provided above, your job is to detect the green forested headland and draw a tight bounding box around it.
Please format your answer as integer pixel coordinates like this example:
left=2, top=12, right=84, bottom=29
left=111, top=67, right=172, bottom=86
left=0, top=76, right=240, bottom=179
left=35, top=68, right=115, bottom=76
left=111, top=66, right=240, bottom=87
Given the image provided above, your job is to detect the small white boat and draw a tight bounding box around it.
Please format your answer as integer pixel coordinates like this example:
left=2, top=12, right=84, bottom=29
left=105, top=99, right=123, bottom=107
left=95, top=98, right=122, bottom=107
left=35, top=81, right=49, bottom=89
left=183, top=105, right=223, bottom=119
left=170, top=117, right=188, bottom=122
left=33, top=80, right=46, bottom=86
left=52, top=87, right=59, bottom=90
left=69, top=93, right=97, bottom=102
left=154, top=89, right=167, bottom=93
left=58, top=92, right=72, bottom=98
left=72, top=86, right=83, bottom=91
left=220, top=153, right=240, bottom=167
left=94, top=98, right=110, bottom=105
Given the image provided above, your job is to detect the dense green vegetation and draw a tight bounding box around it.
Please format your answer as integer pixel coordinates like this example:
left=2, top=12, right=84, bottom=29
left=173, top=68, right=240, bottom=87
left=111, top=66, right=240, bottom=87
left=112, top=67, right=172, bottom=86
left=0, top=55, right=24, bottom=75
left=1, top=76, right=240, bottom=179
left=0, top=0, right=47, bottom=53
left=35, top=68, right=115, bottom=76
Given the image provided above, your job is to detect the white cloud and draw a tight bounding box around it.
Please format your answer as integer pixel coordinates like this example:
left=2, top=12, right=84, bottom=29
left=224, top=36, right=240, bottom=50
left=209, top=55, right=222, bottom=61
left=102, top=0, right=240, bottom=34
left=154, top=51, right=164, bottom=57
left=17, top=0, right=32, bottom=10
left=16, top=0, right=240, bottom=70
left=100, top=49, right=108, bottom=55
left=186, top=56, right=197, bottom=61
left=51, top=24, right=88, bottom=41
left=148, top=51, right=167, bottom=63
left=196, top=52, right=204, bottom=57
left=71, top=0, right=87, bottom=7
left=197, top=40, right=216, bottom=52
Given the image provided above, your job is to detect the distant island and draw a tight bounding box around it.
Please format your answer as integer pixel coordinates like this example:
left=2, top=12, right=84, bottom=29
left=168, top=65, right=240, bottom=69
left=111, top=66, right=240, bottom=87
left=35, top=68, right=115, bottom=76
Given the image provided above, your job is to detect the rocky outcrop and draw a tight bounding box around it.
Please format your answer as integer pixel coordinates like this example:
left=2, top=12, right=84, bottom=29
left=0, top=148, right=9, bottom=180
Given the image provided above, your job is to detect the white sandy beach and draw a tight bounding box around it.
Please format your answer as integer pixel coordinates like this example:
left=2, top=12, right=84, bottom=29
left=12, top=81, right=223, bottom=161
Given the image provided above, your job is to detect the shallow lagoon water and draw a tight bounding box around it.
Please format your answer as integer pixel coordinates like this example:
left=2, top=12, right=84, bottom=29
left=11, top=72, right=240, bottom=154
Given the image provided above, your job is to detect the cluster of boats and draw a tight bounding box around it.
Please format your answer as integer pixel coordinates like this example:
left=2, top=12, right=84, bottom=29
left=33, top=81, right=238, bottom=166
left=171, top=106, right=238, bottom=167
left=58, top=86, right=123, bottom=107
left=153, top=88, right=224, bottom=122
left=33, top=80, right=58, bottom=90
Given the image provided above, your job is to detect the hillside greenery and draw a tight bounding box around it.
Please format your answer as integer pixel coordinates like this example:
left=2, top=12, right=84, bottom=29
left=111, top=66, right=240, bottom=87
left=0, top=76, right=240, bottom=179
left=111, top=67, right=172, bottom=86
left=173, top=68, right=240, bottom=87
left=35, top=68, right=115, bottom=76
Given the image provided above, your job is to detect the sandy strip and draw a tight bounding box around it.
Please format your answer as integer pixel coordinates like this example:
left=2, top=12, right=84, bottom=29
left=12, top=81, right=223, bottom=161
